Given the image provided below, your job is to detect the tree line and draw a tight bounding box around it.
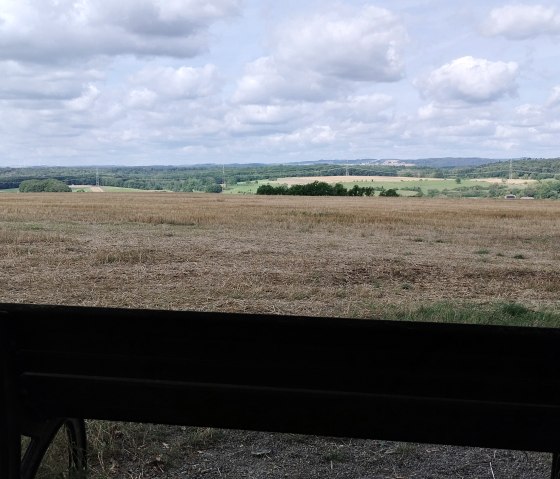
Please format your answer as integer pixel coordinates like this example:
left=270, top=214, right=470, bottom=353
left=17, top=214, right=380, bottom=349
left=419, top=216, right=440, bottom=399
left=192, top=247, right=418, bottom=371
left=455, top=158, right=560, bottom=181
left=0, top=163, right=407, bottom=192
left=19, top=179, right=71, bottom=192
left=256, top=181, right=399, bottom=197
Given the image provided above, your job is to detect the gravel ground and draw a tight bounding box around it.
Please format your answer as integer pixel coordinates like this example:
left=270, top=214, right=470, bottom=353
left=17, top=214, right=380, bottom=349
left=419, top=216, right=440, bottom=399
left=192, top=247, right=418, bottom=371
left=101, top=426, right=553, bottom=479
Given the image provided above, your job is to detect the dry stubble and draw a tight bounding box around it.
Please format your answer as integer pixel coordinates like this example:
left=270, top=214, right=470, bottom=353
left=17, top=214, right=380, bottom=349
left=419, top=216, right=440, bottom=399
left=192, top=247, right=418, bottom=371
left=1, top=193, right=558, bottom=319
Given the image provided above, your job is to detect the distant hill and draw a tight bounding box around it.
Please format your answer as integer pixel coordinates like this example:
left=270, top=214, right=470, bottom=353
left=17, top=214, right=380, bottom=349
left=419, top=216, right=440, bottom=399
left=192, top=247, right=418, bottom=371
left=406, top=157, right=508, bottom=168
left=299, top=157, right=509, bottom=168
left=456, top=158, right=560, bottom=180
left=2, top=158, right=558, bottom=193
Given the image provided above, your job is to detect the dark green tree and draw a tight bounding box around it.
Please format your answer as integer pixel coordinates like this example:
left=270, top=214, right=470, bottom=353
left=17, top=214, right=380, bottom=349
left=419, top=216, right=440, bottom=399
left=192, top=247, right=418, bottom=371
left=205, top=184, right=223, bottom=193
left=19, top=179, right=71, bottom=193
left=379, top=188, right=399, bottom=197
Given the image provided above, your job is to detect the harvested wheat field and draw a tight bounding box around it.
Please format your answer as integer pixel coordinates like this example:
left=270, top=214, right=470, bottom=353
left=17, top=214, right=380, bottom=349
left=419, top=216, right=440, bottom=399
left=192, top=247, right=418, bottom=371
left=274, top=175, right=447, bottom=185
left=3, top=193, right=560, bottom=478
left=1, top=193, right=559, bottom=318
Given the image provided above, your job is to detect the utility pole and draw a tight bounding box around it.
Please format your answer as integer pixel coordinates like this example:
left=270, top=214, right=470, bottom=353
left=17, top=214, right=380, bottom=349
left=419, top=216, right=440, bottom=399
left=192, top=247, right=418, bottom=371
left=96, top=168, right=100, bottom=187
left=509, top=159, right=513, bottom=182
left=222, top=164, right=226, bottom=190
left=346, top=160, right=349, bottom=177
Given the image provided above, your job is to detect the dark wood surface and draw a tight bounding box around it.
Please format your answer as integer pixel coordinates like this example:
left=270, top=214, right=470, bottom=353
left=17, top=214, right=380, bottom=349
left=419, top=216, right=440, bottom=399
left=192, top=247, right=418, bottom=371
left=2, top=302, right=560, bottom=456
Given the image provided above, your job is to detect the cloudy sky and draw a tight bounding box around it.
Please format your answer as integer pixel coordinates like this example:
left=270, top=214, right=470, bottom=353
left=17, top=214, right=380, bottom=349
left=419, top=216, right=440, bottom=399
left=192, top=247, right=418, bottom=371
left=1, top=0, right=560, bottom=166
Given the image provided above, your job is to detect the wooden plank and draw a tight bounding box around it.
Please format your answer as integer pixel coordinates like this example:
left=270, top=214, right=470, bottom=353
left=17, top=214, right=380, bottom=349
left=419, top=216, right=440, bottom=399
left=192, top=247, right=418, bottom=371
left=2, top=302, right=560, bottom=456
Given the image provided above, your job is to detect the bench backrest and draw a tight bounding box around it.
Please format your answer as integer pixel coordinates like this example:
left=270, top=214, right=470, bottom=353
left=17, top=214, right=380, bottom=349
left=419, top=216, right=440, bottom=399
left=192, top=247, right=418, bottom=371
left=3, top=302, right=560, bottom=453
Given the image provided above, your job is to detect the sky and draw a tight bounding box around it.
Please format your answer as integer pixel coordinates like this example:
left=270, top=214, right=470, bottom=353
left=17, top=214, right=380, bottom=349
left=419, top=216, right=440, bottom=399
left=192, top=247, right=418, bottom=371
left=1, top=1, right=560, bottom=166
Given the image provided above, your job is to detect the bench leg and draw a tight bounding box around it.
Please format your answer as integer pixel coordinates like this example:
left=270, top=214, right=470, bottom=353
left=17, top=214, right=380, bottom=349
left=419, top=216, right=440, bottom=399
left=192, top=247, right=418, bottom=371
left=21, top=418, right=87, bottom=479
left=66, top=418, right=88, bottom=476
left=1, top=326, right=21, bottom=479
left=552, top=453, right=560, bottom=479
left=0, top=406, right=21, bottom=479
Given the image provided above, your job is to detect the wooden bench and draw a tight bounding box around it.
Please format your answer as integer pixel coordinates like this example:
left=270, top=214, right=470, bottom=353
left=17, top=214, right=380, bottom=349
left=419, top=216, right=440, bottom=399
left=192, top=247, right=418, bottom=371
left=2, top=302, right=560, bottom=478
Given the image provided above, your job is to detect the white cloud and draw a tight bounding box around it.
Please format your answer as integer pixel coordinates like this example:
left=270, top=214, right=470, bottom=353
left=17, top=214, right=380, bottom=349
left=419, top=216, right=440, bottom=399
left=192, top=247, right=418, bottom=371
left=233, top=56, right=337, bottom=104
left=0, top=60, right=103, bottom=101
left=224, top=92, right=395, bottom=140
left=223, top=104, right=304, bottom=136
left=130, top=64, right=221, bottom=99
left=274, top=6, right=406, bottom=83
left=484, top=4, right=560, bottom=40
left=494, top=124, right=526, bottom=141
left=0, top=0, right=242, bottom=63
left=512, top=103, right=544, bottom=127
left=436, top=120, right=496, bottom=138
left=542, top=121, right=560, bottom=133
left=546, top=85, right=560, bottom=107
left=268, top=125, right=337, bottom=147
left=65, top=84, right=100, bottom=111
left=125, top=88, right=158, bottom=109
left=323, top=94, right=395, bottom=123
left=3, top=1, right=560, bottom=165
left=234, top=5, right=406, bottom=104
left=87, top=0, right=241, bottom=33
left=416, top=56, right=519, bottom=104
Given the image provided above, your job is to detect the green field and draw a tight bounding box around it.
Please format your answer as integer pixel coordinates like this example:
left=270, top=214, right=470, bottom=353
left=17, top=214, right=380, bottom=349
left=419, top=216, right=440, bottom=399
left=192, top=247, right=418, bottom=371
left=0, top=188, right=19, bottom=193
left=223, top=181, right=262, bottom=194
left=224, top=178, right=496, bottom=195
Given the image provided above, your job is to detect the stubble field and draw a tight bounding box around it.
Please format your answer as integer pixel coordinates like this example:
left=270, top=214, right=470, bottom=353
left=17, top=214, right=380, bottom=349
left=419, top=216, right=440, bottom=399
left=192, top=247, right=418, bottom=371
left=3, top=192, right=560, bottom=478
left=1, top=193, right=559, bottom=321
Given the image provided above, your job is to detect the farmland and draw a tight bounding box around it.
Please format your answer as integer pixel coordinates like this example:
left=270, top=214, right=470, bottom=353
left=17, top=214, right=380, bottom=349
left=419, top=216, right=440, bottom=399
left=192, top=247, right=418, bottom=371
left=4, top=193, right=559, bottom=478
left=224, top=175, right=539, bottom=196
left=1, top=192, right=558, bottom=321
left=2, top=158, right=559, bottom=197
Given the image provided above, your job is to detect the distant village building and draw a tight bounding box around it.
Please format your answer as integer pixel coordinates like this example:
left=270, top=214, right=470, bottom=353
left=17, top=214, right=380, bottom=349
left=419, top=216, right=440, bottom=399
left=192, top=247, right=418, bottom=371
left=381, top=159, right=415, bottom=167
left=359, top=159, right=415, bottom=167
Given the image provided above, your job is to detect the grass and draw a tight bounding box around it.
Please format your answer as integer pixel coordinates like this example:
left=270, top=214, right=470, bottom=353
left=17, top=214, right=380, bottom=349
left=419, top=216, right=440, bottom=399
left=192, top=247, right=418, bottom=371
left=22, top=426, right=84, bottom=479
left=25, top=421, right=227, bottom=479
left=380, top=301, right=560, bottom=328
left=223, top=181, right=262, bottom=194
left=323, top=449, right=350, bottom=463
left=0, top=188, right=19, bottom=193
